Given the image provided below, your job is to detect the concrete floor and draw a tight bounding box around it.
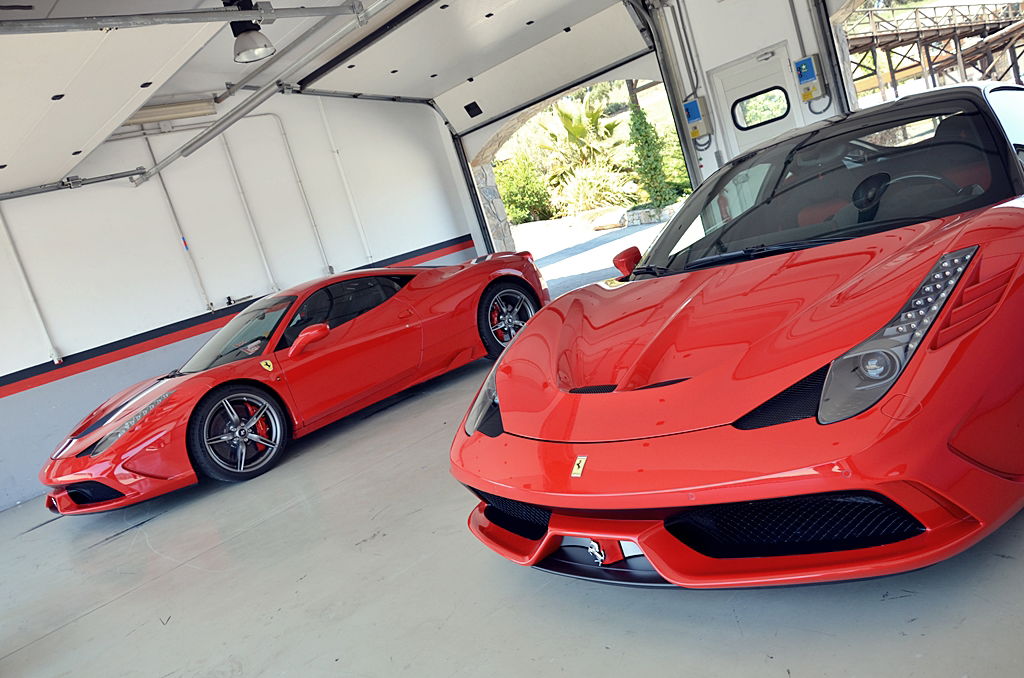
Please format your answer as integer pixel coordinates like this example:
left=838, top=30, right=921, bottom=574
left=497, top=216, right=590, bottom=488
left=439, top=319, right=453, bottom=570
left=3, top=360, right=1024, bottom=678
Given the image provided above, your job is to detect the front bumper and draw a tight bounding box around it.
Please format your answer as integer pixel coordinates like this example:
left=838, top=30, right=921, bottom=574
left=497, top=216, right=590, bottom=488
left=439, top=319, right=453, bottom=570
left=452, top=410, right=1024, bottom=588
left=40, top=432, right=197, bottom=515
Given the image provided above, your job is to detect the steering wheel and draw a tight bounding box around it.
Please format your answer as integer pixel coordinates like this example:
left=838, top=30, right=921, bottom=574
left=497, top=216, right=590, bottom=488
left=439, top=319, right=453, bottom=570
left=887, top=173, right=960, bottom=195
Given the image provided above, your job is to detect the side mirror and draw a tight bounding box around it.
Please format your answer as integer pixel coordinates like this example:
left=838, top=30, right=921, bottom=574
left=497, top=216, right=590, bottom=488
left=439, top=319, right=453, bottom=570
left=287, top=323, right=329, bottom=359
left=613, top=246, right=642, bottom=276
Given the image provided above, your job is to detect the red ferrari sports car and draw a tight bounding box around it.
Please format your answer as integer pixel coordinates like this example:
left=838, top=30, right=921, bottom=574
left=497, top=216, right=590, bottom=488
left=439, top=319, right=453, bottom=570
left=42, top=252, right=548, bottom=515
left=452, top=83, right=1024, bottom=588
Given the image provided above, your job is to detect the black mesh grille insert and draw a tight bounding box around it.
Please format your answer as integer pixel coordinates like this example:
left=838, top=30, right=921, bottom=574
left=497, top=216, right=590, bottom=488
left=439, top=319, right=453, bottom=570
left=568, top=384, right=616, bottom=394
left=732, top=365, right=829, bottom=430
left=65, top=481, right=125, bottom=505
left=664, top=490, right=925, bottom=558
left=472, top=488, right=551, bottom=540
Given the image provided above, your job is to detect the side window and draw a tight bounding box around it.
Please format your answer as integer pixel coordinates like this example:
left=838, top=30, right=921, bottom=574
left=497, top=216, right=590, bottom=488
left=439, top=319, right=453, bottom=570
left=988, top=89, right=1024, bottom=146
left=325, top=277, right=401, bottom=328
left=279, top=288, right=330, bottom=349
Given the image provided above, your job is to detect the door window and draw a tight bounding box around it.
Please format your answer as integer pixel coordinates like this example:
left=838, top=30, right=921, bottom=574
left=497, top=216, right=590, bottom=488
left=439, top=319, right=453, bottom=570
left=732, top=87, right=790, bottom=130
left=279, top=288, right=331, bottom=349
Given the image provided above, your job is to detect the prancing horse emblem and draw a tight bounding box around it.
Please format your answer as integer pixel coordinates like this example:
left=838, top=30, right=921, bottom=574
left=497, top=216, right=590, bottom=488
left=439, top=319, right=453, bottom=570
left=587, top=539, right=605, bottom=565
left=571, top=455, right=587, bottom=478
left=260, top=360, right=273, bottom=372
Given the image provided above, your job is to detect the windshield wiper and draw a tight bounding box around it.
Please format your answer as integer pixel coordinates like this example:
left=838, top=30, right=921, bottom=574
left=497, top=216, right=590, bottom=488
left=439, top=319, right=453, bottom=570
left=683, top=237, right=850, bottom=272
left=631, top=265, right=673, bottom=278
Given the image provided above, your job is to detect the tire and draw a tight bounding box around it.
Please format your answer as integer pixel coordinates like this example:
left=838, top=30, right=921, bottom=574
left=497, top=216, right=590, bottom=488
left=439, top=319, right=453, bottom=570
left=187, top=384, right=289, bottom=483
left=477, top=282, right=538, bottom=359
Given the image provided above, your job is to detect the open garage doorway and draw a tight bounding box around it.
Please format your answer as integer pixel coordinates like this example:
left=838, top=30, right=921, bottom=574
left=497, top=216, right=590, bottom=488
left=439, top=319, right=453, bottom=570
left=470, top=78, right=691, bottom=298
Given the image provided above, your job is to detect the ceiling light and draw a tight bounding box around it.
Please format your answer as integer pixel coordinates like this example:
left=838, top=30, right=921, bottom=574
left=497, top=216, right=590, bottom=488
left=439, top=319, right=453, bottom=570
left=233, top=28, right=276, bottom=63
left=226, top=0, right=276, bottom=64
left=123, top=99, right=218, bottom=125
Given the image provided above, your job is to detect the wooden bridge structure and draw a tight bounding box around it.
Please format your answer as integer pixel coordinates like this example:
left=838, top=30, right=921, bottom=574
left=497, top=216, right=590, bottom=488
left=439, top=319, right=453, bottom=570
left=843, top=3, right=1024, bottom=97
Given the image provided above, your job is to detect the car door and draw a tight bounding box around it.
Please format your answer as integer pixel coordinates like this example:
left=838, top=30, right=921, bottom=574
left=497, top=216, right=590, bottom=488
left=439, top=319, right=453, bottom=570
left=274, top=276, right=423, bottom=426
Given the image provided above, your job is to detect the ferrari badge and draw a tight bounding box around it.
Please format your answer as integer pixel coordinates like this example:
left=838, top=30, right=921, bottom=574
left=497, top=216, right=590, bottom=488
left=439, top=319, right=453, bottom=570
left=260, top=360, right=274, bottom=372
left=571, top=455, right=587, bottom=478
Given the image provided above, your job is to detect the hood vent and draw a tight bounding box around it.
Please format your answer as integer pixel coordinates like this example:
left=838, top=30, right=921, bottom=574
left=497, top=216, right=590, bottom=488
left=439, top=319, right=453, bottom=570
left=635, top=378, right=690, bottom=390
left=932, top=255, right=1017, bottom=349
left=568, top=384, right=617, bottom=394
left=733, top=366, right=829, bottom=430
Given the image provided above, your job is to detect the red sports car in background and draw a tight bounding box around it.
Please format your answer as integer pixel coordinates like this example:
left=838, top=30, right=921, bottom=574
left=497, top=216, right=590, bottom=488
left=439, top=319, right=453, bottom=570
left=452, top=83, right=1024, bottom=588
left=42, top=252, right=547, bottom=514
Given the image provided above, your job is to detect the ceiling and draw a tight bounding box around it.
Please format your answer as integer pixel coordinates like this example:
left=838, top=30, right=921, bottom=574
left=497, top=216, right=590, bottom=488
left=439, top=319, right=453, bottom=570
left=306, top=0, right=621, bottom=99
left=0, top=20, right=220, bottom=193
left=0, top=0, right=650, bottom=193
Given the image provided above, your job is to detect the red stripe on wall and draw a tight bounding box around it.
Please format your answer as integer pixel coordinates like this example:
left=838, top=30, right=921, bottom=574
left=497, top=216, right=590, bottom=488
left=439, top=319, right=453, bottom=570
left=391, top=240, right=475, bottom=267
left=0, top=240, right=477, bottom=400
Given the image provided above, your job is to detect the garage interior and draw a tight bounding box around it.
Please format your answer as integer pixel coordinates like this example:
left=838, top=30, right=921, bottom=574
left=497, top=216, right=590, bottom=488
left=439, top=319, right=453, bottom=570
left=2, top=1, right=1022, bottom=675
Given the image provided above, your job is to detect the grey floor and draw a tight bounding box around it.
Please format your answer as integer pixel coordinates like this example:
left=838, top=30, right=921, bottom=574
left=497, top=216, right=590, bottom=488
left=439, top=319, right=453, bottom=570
left=3, top=359, right=1023, bottom=677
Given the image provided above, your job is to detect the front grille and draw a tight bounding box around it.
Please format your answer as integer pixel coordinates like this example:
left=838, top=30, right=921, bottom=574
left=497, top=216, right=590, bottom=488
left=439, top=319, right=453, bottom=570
left=732, top=365, right=829, bottom=430
left=472, top=488, right=551, bottom=540
left=65, top=481, right=125, bottom=505
left=664, top=490, right=925, bottom=558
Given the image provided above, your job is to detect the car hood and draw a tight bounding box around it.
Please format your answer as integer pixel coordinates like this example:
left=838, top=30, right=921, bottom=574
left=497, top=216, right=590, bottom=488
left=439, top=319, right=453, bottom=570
left=496, top=213, right=986, bottom=443
left=67, top=374, right=183, bottom=442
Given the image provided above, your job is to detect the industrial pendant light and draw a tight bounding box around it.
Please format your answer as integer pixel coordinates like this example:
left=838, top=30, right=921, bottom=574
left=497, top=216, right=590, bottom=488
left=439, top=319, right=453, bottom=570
left=226, top=0, right=276, bottom=63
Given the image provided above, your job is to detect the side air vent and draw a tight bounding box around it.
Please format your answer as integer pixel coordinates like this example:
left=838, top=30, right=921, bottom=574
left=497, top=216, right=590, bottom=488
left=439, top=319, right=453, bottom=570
left=932, top=255, right=1017, bottom=349
left=568, top=384, right=616, bottom=394
left=732, top=366, right=829, bottom=430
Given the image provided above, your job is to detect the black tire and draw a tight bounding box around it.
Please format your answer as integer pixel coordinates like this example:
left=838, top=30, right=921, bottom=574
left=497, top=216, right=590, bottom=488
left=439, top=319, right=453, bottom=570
left=477, top=282, right=538, bottom=359
left=187, top=384, right=289, bottom=483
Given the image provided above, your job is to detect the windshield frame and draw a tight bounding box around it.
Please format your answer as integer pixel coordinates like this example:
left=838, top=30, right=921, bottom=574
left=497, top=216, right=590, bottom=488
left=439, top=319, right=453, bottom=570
left=180, top=295, right=297, bottom=374
left=633, top=91, right=1019, bottom=280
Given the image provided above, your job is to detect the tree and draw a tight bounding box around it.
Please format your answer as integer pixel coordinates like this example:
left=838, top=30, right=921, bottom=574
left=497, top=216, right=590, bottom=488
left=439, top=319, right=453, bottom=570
left=540, top=94, right=631, bottom=189
left=493, top=153, right=554, bottom=224
left=628, top=103, right=676, bottom=208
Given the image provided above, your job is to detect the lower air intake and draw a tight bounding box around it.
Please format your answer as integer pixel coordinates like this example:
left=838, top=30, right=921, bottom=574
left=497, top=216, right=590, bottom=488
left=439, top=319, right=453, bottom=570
left=664, top=490, right=925, bottom=558
left=472, top=488, right=551, bottom=541
left=65, top=481, right=125, bottom=505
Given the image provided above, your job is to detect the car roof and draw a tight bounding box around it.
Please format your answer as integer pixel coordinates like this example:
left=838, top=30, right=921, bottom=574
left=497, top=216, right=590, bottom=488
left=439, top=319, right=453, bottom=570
left=735, top=81, right=1022, bottom=161
left=272, top=267, right=425, bottom=298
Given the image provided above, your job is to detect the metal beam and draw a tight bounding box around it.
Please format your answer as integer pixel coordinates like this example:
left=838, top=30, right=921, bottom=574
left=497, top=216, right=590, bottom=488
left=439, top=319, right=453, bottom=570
left=0, top=168, right=146, bottom=202
left=132, top=0, right=393, bottom=187
left=0, top=3, right=363, bottom=34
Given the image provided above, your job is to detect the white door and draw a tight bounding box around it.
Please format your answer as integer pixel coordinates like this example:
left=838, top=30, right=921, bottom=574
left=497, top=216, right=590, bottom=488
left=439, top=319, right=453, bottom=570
left=709, top=42, right=806, bottom=159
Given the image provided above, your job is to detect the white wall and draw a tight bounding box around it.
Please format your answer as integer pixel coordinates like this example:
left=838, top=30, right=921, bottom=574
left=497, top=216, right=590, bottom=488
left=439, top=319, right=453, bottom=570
left=0, top=93, right=477, bottom=379
left=665, top=0, right=840, bottom=173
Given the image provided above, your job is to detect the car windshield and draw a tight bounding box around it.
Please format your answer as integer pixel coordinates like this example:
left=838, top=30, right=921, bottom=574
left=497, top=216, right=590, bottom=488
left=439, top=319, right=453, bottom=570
left=181, top=295, right=296, bottom=373
left=636, top=99, right=1012, bottom=277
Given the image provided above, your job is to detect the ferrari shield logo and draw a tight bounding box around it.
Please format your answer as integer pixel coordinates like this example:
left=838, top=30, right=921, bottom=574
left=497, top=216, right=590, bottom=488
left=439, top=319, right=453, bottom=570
left=571, top=455, right=587, bottom=478
left=260, top=360, right=274, bottom=372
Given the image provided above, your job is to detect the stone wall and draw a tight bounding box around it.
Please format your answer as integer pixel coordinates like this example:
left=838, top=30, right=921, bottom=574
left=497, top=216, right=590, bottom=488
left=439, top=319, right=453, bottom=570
left=471, top=164, right=516, bottom=252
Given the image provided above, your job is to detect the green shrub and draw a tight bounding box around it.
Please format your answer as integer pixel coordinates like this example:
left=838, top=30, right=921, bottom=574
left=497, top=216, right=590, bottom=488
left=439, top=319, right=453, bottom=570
left=493, top=154, right=555, bottom=224
left=628, top=104, right=676, bottom=208
left=552, top=161, right=637, bottom=213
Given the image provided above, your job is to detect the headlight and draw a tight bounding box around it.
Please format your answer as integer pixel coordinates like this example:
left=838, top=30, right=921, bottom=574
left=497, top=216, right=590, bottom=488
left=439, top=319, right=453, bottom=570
left=464, top=361, right=503, bottom=437
left=85, top=391, right=174, bottom=457
left=818, top=246, right=976, bottom=424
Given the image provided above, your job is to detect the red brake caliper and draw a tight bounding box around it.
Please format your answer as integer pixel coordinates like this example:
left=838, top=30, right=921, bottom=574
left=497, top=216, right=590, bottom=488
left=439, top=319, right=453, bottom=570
left=490, top=303, right=506, bottom=342
left=243, top=403, right=270, bottom=451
